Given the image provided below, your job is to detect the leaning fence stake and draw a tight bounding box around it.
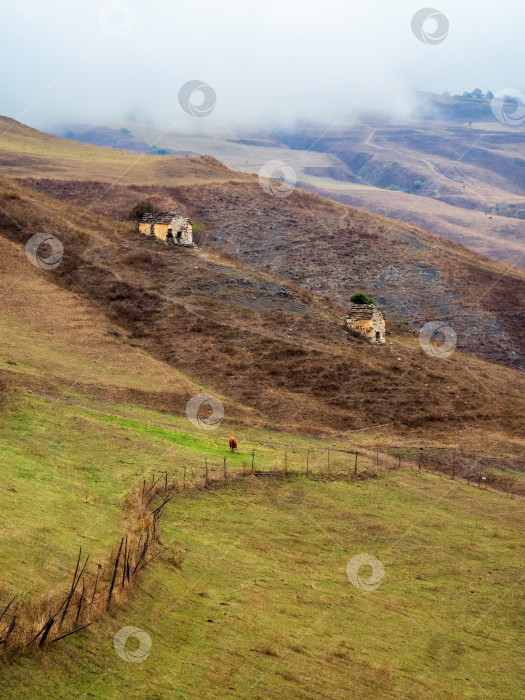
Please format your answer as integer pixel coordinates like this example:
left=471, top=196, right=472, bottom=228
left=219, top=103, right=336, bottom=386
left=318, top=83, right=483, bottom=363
left=38, top=616, right=55, bottom=648
left=0, top=596, right=15, bottom=625
left=51, top=622, right=92, bottom=644
left=121, top=536, right=128, bottom=588
left=59, top=548, right=88, bottom=629
left=107, top=538, right=124, bottom=609
left=89, top=564, right=101, bottom=617
left=75, top=577, right=85, bottom=624
left=3, top=615, right=16, bottom=644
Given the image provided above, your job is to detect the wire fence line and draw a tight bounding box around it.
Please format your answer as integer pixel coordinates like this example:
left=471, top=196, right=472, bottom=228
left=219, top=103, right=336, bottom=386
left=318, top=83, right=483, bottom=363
left=222, top=442, right=524, bottom=498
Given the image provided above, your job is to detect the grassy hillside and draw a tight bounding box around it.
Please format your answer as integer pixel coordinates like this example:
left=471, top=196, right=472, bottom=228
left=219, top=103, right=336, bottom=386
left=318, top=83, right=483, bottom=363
left=1, top=468, right=523, bottom=699
left=1, top=116, right=524, bottom=699
left=0, top=388, right=375, bottom=599
left=0, top=116, right=237, bottom=187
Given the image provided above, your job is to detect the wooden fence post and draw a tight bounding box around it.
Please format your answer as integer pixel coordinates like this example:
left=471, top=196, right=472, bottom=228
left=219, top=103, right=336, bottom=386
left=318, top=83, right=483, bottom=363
left=183, top=465, right=186, bottom=491
left=121, top=536, right=128, bottom=587
left=4, top=615, right=16, bottom=644
left=398, top=453, right=401, bottom=469
left=306, top=449, right=309, bottom=476
left=89, top=564, right=101, bottom=617
left=252, top=449, right=255, bottom=473
left=224, top=456, right=227, bottom=480
left=376, top=449, right=379, bottom=467
left=75, top=578, right=85, bottom=624
left=59, top=547, right=82, bottom=628
left=107, top=538, right=124, bottom=609
left=354, top=450, right=358, bottom=475
left=0, top=597, right=15, bottom=627
left=418, top=448, right=423, bottom=473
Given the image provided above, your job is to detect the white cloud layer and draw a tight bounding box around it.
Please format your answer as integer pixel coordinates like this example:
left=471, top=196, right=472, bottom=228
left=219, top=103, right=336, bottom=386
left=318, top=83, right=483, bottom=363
left=1, top=0, right=524, bottom=130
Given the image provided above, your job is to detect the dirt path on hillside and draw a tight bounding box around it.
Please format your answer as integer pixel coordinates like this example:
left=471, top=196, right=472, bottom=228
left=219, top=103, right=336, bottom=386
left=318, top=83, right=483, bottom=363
left=364, top=127, right=475, bottom=197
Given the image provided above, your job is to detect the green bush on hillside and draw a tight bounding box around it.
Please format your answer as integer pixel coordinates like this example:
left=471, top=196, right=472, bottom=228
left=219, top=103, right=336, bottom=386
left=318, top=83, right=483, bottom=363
left=350, top=292, right=375, bottom=305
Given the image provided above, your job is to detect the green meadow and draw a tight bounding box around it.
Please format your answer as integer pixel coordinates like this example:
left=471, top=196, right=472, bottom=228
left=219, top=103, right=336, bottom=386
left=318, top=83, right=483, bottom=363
left=0, top=392, right=523, bottom=699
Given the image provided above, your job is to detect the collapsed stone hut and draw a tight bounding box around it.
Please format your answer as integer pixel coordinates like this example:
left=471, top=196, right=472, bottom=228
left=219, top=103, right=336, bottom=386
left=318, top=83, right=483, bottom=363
left=138, top=212, right=193, bottom=246
left=344, top=304, right=386, bottom=344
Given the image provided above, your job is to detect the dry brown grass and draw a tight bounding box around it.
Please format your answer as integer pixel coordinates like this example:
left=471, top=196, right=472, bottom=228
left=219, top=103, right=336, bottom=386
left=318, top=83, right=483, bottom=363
left=1, top=176, right=524, bottom=452
left=21, top=172, right=525, bottom=370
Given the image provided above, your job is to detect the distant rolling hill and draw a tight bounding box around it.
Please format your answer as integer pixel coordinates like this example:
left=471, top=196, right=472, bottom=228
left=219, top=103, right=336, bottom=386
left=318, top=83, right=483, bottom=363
left=54, top=123, right=199, bottom=156
left=273, top=121, right=525, bottom=268
left=97, top=116, right=525, bottom=270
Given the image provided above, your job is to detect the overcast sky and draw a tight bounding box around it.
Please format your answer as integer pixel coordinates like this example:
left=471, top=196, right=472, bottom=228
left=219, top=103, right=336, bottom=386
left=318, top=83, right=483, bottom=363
left=2, top=0, right=524, bottom=132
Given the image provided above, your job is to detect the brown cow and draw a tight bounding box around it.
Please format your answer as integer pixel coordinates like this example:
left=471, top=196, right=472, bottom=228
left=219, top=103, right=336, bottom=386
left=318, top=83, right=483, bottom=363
left=229, top=436, right=238, bottom=453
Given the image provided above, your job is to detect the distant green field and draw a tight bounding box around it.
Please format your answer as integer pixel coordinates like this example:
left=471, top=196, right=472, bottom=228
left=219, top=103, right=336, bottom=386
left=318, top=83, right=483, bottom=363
left=1, top=470, right=523, bottom=699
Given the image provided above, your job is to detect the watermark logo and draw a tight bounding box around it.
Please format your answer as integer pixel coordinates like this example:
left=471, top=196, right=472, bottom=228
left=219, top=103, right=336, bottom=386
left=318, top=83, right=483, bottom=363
left=25, top=233, right=63, bottom=270
left=113, top=626, right=151, bottom=663
left=419, top=321, right=457, bottom=358
left=491, top=89, right=525, bottom=127
left=411, top=8, right=449, bottom=45
left=178, top=80, right=217, bottom=118
left=346, top=554, right=385, bottom=591
left=258, top=160, right=297, bottom=198
left=186, top=393, right=224, bottom=430
left=98, top=1, right=136, bottom=37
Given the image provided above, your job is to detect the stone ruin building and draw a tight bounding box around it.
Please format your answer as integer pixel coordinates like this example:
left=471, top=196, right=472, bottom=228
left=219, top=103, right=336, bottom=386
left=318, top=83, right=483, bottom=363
left=138, top=212, right=193, bottom=246
left=344, top=304, right=386, bottom=344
